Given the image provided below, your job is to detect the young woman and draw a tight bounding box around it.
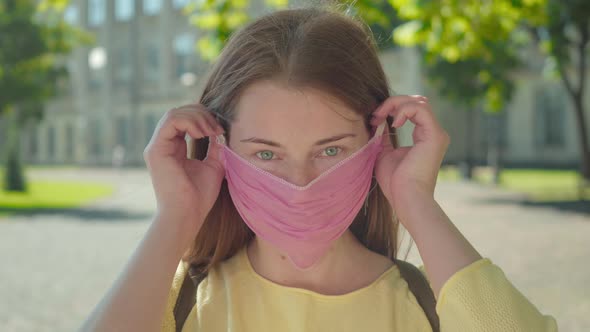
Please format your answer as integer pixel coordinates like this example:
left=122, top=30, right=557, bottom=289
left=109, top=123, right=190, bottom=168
left=81, top=6, right=558, bottom=332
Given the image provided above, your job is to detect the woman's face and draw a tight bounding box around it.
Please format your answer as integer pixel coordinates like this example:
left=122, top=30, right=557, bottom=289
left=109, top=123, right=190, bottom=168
left=228, top=80, right=371, bottom=186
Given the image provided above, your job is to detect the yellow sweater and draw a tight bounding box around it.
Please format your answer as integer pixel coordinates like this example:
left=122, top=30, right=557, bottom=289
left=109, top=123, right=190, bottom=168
left=160, top=246, right=558, bottom=332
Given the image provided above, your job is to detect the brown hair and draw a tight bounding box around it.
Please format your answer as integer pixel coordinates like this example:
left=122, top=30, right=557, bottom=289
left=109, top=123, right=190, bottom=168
left=184, top=5, right=412, bottom=273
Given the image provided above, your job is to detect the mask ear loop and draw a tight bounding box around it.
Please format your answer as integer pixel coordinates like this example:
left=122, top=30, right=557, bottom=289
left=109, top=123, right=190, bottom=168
left=200, top=109, right=230, bottom=146
left=215, top=133, right=226, bottom=146
left=373, top=121, right=386, bottom=138
left=213, top=116, right=228, bottom=147
left=364, top=121, right=388, bottom=215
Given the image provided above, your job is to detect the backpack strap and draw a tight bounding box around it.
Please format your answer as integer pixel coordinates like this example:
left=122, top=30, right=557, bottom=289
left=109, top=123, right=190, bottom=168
left=395, top=259, right=440, bottom=332
left=173, top=260, right=440, bottom=332
left=173, top=264, right=206, bottom=332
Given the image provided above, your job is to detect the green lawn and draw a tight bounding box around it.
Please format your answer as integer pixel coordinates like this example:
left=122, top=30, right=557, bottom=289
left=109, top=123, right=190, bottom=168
left=0, top=166, right=585, bottom=219
left=438, top=166, right=590, bottom=202
left=0, top=179, right=115, bottom=218
left=438, top=166, right=462, bottom=182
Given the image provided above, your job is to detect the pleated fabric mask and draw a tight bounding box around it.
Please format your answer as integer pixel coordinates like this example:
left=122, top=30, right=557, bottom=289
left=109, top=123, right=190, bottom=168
left=214, top=121, right=386, bottom=270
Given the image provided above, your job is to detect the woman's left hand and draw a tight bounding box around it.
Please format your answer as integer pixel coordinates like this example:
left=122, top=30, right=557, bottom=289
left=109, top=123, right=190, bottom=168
left=370, top=95, right=450, bottom=206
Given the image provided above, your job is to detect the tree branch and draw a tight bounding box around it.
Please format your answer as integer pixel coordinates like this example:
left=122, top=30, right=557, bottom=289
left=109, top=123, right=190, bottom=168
left=576, top=22, right=588, bottom=101
left=556, top=56, right=577, bottom=101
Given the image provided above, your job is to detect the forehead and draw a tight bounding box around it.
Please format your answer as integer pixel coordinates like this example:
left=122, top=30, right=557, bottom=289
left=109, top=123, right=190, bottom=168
left=233, top=80, right=363, bottom=131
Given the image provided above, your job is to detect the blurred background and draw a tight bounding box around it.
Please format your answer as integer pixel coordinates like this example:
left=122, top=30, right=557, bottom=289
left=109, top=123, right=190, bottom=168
left=0, top=0, right=588, bottom=331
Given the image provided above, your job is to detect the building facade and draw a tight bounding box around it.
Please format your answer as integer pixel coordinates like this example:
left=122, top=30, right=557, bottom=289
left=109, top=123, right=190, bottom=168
left=12, top=0, right=590, bottom=169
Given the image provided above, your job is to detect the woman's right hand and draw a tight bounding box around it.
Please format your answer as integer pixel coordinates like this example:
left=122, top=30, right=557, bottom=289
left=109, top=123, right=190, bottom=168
left=143, top=103, right=226, bottom=235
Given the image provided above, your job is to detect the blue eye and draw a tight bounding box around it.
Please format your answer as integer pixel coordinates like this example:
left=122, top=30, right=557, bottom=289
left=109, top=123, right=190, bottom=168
left=321, top=147, right=341, bottom=157
left=256, top=150, right=275, bottom=161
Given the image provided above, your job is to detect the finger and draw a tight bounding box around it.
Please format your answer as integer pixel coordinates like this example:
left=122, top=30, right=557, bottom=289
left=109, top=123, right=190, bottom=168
left=174, top=111, right=222, bottom=137
left=388, top=100, right=436, bottom=129
left=174, top=106, right=224, bottom=134
left=170, top=104, right=201, bottom=114
left=194, top=111, right=221, bottom=134
left=159, top=113, right=212, bottom=142
left=371, top=99, right=432, bottom=128
left=203, top=112, right=225, bottom=134
left=372, top=95, right=428, bottom=119
left=193, top=120, right=217, bottom=138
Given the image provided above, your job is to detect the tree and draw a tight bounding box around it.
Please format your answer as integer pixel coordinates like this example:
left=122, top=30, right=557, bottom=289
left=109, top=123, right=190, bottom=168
left=181, top=0, right=287, bottom=62
left=0, top=0, right=92, bottom=191
left=179, top=0, right=587, bottom=184
left=424, top=56, right=517, bottom=180
left=389, top=0, right=546, bottom=183
left=183, top=0, right=402, bottom=61
left=183, top=0, right=527, bottom=182
left=530, top=0, right=590, bottom=181
left=390, top=0, right=590, bottom=183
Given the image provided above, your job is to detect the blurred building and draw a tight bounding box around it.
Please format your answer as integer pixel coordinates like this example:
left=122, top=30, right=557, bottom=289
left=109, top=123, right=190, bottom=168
left=380, top=47, right=589, bottom=170
left=18, top=0, right=590, bottom=169
left=19, top=0, right=234, bottom=166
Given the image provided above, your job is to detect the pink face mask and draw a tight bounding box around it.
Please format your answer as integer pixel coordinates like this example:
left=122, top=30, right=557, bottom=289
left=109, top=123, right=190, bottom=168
left=214, top=121, right=386, bottom=270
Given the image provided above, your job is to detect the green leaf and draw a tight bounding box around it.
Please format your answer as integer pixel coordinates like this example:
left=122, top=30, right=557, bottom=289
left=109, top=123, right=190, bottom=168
left=191, top=12, right=222, bottom=29
left=226, top=12, right=249, bottom=29
left=197, top=37, right=223, bottom=61
left=393, top=21, right=423, bottom=46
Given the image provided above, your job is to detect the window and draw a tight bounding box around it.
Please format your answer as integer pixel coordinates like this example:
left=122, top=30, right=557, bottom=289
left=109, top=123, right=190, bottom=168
left=173, top=0, right=189, bottom=9
left=117, top=116, right=130, bottom=147
left=88, top=120, right=102, bottom=157
left=144, top=44, right=160, bottom=82
left=88, top=0, right=105, bottom=26
left=535, top=83, right=566, bottom=147
left=65, top=124, right=75, bottom=161
left=29, top=127, right=38, bottom=156
left=114, top=48, right=132, bottom=85
left=173, top=33, right=195, bottom=77
left=116, top=0, right=134, bottom=21
left=145, top=113, right=159, bottom=145
left=47, top=126, right=56, bottom=161
left=482, top=110, right=507, bottom=150
left=144, top=0, right=162, bottom=15
left=64, top=5, right=78, bottom=25
left=88, top=47, right=107, bottom=89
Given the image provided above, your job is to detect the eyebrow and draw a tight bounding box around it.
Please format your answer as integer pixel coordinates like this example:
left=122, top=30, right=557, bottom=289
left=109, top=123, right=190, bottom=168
left=240, top=133, right=357, bottom=148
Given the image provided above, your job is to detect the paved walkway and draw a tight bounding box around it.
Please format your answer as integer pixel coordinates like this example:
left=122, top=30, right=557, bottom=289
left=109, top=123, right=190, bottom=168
left=0, top=168, right=588, bottom=331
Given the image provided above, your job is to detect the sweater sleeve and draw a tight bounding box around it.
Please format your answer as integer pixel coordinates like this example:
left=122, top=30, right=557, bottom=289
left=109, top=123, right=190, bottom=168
left=419, top=258, right=558, bottom=332
left=160, top=260, right=189, bottom=332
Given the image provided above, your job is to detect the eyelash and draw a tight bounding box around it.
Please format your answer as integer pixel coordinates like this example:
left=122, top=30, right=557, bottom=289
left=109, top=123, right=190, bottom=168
left=255, top=146, right=343, bottom=161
